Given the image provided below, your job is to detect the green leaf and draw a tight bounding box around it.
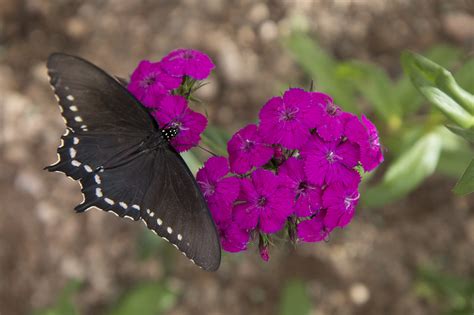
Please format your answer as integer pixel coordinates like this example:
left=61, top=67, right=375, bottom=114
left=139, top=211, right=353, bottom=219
left=416, top=266, right=474, bottom=315
left=105, top=282, right=177, bottom=315
left=402, top=51, right=474, bottom=119
left=337, top=61, right=401, bottom=125
left=283, top=32, right=358, bottom=112
left=181, top=150, right=202, bottom=175
left=33, top=280, right=81, bottom=315
left=201, top=126, right=230, bottom=156
left=455, top=58, right=474, bottom=93
left=424, top=44, right=462, bottom=69
left=446, top=125, right=474, bottom=144
left=364, top=129, right=443, bottom=207
left=279, top=279, right=311, bottom=315
left=453, top=159, right=474, bottom=195
left=393, top=75, right=424, bottom=116
left=418, top=86, right=473, bottom=129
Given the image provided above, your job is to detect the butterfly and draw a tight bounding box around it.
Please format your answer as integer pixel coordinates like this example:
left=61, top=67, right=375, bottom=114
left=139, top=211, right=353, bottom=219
left=45, top=53, right=221, bottom=271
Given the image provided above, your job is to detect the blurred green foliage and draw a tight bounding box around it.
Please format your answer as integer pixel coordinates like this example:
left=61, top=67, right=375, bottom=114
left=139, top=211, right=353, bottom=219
left=416, top=267, right=474, bottom=315
left=284, top=32, right=474, bottom=206
left=403, top=51, right=474, bottom=195
left=33, top=280, right=81, bottom=315
left=104, top=282, right=176, bottom=315
left=279, top=279, right=312, bottom=315
left=34, top=281, right=177, bottom=315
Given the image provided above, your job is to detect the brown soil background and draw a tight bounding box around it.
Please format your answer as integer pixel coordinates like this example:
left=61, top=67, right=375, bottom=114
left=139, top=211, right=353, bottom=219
left=1, top=1, right=474, bottom=314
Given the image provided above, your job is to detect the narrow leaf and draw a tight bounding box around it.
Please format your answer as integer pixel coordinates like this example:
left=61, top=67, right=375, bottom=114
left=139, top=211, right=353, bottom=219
left=337, top=61, right=401, bottom=124
left=181, top=150, right=202, bottom=175
left=284, top=33, right=358, bottom=112
left=402, top=51, right=474, bottom=116
left=418, top=86, right=473, bottom=129
left=453, top=159, right=474, bottom=195
left=455, top=58, right=474, bottom=93
left=446, top=125, right=474, bottom=144
left=364, top=129, right=443, bottom=207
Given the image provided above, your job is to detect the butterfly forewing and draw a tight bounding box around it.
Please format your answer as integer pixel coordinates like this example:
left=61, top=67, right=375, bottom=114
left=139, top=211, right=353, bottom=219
left=47, top=53, right=156, bottom=134
left=46, top=53, right=221, bottom=271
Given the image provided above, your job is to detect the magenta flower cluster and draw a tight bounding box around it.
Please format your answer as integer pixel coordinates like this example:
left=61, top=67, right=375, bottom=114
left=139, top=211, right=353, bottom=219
left=196, top=88, right=383, bottom=261
left=127, top=49, right=214, bottom=152
left=126, top=49, right=383, bottom=262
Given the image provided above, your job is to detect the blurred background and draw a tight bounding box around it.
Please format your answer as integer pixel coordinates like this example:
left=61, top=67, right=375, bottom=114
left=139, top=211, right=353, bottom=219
left=1, top=1, right=474, bottom=314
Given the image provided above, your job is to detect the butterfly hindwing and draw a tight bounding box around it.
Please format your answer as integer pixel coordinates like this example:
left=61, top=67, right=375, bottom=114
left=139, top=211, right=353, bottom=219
left=46, top=53, right=221, bottom=271
left=73, top=144, right=221, bottom=271
left=75, top=151, right=157, bottom=220
left=140, top=147, right=221, bottom=271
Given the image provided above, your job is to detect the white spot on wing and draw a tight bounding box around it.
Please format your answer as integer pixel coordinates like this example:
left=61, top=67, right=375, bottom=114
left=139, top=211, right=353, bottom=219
left=74, top=116, right=83, bottom=122
left=105, top=198, right=114, bottom=205
left=70, top=105, right=78, bottom=112
left=95, top=188, right=103, bottom=197
left=67, top=95, right=75, bottom=101
left=167, top=227, right=173, bottom=234
left=71, top=160, right=81, bottom=167
left=119, top=202, right=128, bottom=209
left=177, top=234, right=182, bottom=241
left=157, top=218, right=163, bottom=226
left=132, top=205, right=140, bottom=210
left=73, top=137, right=79, bottom=144
left=69, top=148, right=76, bottom=158
left=94, top=174, right=101, bottom=184
left=84, top=165, right=93, bottom=173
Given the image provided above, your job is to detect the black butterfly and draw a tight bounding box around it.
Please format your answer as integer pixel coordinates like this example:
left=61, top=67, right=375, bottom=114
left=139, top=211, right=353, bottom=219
left=45, top=53, right=221, bottom=271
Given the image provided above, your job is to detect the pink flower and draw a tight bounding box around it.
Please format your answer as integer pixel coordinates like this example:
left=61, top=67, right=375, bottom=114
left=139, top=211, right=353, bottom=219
left=227, top=124, right=273, bottom=174
left=219, top=222, right=250, bottom=253
left=345, top=114, right=384, bottom=172
left=197, top=157, right=240, bottom=226
left=301, top=135, right=361, bottom=188
left=297, top=210, right=330, bottom=242
left=153, top=95, right=207, bottom=152
left=233, top=169, right=293, bottom=234
left=279, top=157, right=323, bottom=217
left=160, top=49, right=215, bottom=80
left=323, top=183, right=360, bottom=228
left=259, top=88, right=317, bottom=150
left=127, top=60, right=181, bottom=107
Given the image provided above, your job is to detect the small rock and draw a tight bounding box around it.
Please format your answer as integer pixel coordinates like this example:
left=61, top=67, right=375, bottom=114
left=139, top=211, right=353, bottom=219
left=248, top=3, right=269, bottom=24
left=349, top=282, right=370, bottom=305
left=66, top=17, right=89, bottom=39
left=443, top=12, right=474, bottom=43
left=259, top=20, right=278, bottom=42
left=15, top=169, right=45, bottom=198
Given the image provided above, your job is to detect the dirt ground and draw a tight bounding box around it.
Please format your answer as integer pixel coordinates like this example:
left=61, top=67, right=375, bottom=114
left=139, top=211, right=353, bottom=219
left=1, top=1, right=474, bottom=314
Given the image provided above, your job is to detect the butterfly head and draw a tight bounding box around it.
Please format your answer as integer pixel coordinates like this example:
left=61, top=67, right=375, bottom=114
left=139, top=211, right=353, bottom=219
left=161, top=126, right=179, bottom=141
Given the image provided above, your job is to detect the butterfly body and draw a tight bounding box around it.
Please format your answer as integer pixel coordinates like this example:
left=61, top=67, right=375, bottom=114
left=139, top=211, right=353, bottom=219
left=46, top=53, right=221, bottom=271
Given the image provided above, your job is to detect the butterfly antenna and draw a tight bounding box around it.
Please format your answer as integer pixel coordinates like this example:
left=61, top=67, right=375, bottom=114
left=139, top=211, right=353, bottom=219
left=198, top=145, right=218, bottom=157
left=309, top=79, right=314, bottom=92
